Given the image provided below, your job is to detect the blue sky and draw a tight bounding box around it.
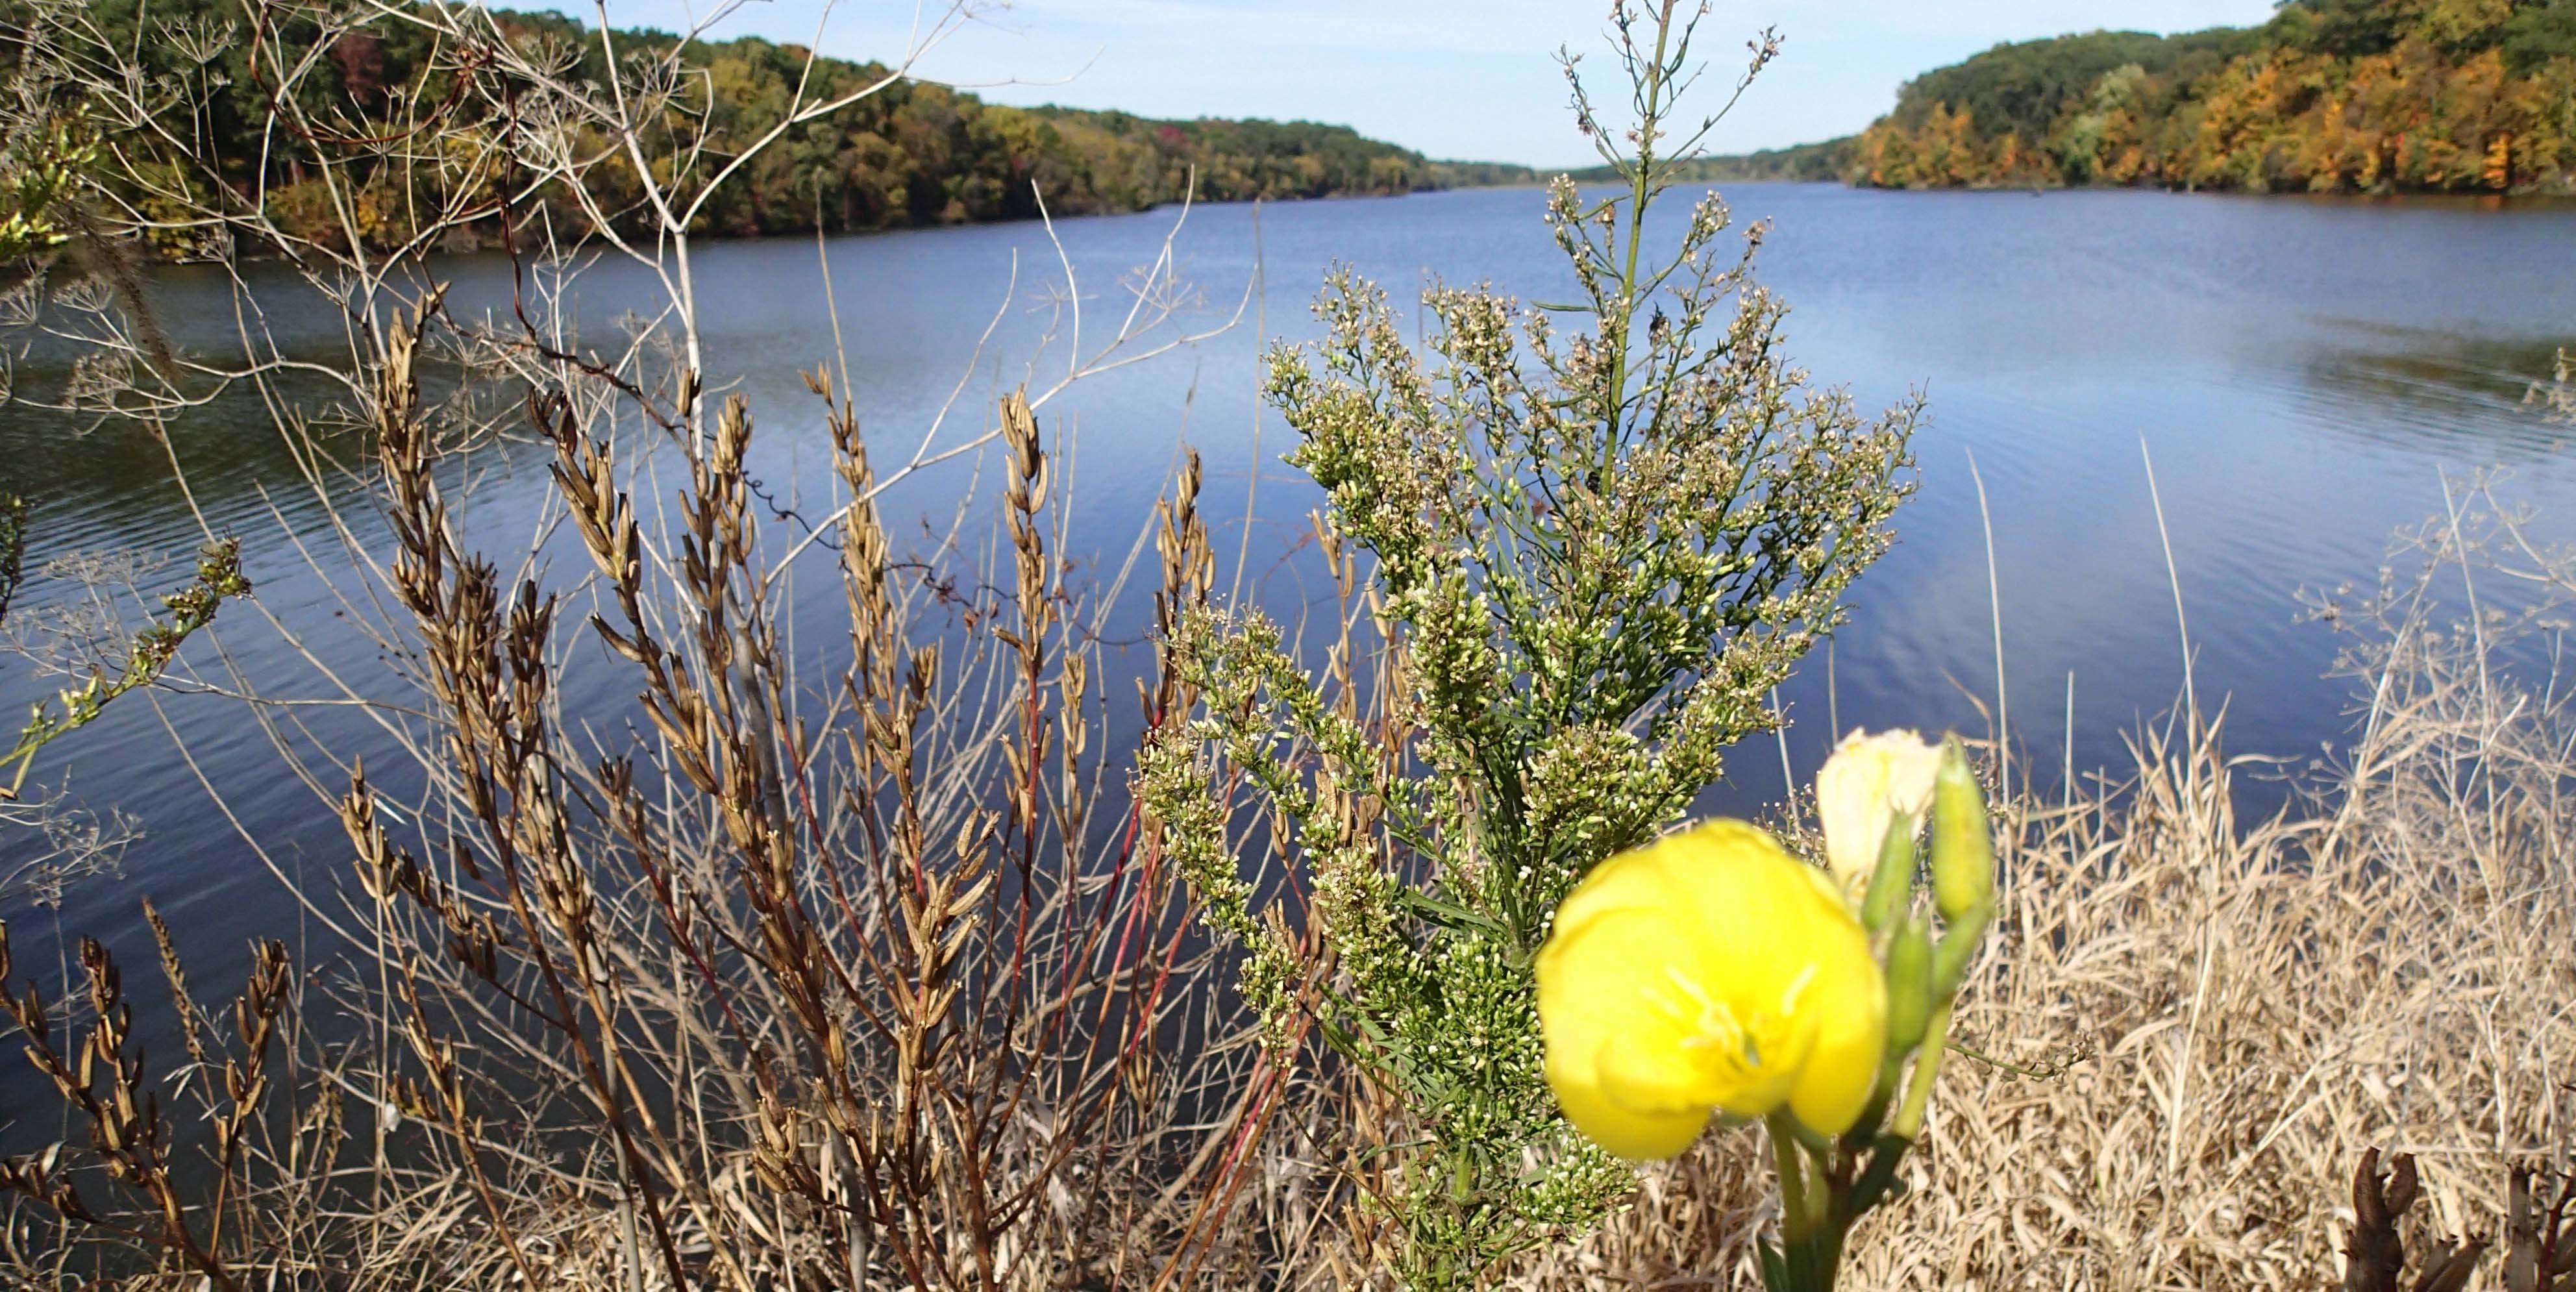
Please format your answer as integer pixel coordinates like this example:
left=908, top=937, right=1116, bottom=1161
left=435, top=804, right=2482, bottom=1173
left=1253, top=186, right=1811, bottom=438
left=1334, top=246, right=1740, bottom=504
left=590, top=0, right=2281, bottom=165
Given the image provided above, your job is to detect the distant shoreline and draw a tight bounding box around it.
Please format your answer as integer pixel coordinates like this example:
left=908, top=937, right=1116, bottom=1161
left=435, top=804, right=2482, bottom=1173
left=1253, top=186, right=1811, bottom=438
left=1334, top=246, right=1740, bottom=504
left=1430, top=163, right=2576, bottom=203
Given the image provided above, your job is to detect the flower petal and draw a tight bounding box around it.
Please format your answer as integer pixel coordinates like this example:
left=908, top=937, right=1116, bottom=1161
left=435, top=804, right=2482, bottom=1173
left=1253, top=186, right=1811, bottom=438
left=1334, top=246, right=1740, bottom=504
left=1539, top=817, right=1891, bottom=1155
left=1538, top=906, right=1707, bottom=1110
left=1785, top=925, right=1888, bottom=1135
left=1660, top=821, right=1889, bottom=1134
left=1549, top=1071, right=1712, bottom=1160
left=1816, top=729, right=1942, bottom=893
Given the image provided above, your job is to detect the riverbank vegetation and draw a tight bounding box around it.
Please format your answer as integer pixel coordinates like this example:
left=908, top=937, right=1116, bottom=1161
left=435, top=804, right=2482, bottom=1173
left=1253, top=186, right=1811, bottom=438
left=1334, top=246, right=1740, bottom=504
left=1851, top=0, right=2576, bottom=192
left=0, top=0, right=2569, bottom=1287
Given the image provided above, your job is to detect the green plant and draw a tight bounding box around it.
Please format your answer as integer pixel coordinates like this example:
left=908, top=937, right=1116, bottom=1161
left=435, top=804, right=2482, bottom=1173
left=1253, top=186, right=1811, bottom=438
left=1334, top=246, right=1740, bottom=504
left=0, top=115, right=96, bottom=260
left=0, top=504, right=249, bottom=802
left=1137, top=3, right=1919, bottom=1284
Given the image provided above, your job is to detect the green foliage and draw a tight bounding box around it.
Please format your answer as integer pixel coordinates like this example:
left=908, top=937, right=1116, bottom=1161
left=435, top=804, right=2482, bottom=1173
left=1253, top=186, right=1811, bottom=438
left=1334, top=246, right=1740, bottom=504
left=1031, top=109, right=1449, bottom=206
left=1852, top=0, right=2576, bottom=192
left=2495, top=0, right=2576, bottom=72
left=1885, top=27, right=2258, bottom=145
left=0, top=112, right=95, bottom=259
left=1, top=514, right=251, bottom=800
left=1137, top=7, right=1918, bottom=1286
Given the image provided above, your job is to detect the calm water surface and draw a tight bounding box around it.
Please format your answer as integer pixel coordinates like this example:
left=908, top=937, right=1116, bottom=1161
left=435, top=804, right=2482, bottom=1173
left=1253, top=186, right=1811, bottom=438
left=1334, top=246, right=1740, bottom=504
left=1, top=183, right=2571, bottom=1062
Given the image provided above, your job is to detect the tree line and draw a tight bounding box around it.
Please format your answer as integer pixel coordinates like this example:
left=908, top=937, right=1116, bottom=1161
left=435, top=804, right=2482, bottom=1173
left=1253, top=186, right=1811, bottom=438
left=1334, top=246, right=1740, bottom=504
left=1848, top=0, right=2576, bottom=192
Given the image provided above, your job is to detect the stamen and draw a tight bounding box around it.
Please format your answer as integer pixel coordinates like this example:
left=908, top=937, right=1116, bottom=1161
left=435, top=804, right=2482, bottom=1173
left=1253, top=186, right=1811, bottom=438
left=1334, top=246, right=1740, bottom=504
left=1663, top=963, right=1715, bottom=1014
left=1665, top=964, right=1744, bottom=1060
left=1778, top=963, right=1819, bottom=1017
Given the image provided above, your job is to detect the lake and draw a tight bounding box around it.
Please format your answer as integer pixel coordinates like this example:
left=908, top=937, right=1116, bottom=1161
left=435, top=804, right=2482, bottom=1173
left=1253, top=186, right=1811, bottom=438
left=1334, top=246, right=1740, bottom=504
left=1, top=182, right=2572, bottom=1047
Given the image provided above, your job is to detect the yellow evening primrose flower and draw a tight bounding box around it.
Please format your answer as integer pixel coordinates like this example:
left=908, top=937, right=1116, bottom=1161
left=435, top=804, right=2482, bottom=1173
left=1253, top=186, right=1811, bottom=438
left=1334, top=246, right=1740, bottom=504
left=1535, top=821, right=1889, bottom=1160
left=1814, top=728, right=1943, bottom=894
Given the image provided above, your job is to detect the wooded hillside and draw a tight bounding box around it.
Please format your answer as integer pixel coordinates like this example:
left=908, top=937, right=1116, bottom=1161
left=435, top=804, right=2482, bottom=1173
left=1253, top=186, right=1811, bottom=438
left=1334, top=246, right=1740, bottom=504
left=1852, top=0, right=2576, bottom=192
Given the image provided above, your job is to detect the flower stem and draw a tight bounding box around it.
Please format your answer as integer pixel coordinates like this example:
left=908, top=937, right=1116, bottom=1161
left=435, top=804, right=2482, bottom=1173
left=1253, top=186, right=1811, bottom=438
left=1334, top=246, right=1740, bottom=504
left=1766, top=1112, right=1841, bottom=1290
left=1892, top=1002, right=1955, bottom=1140
left=1768, top=1112, right=1811, bottom=1243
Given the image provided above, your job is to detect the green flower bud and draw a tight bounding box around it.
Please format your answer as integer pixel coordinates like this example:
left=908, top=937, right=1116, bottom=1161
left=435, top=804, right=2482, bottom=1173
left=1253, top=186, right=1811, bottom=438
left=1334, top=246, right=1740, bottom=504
left=1859, top=812, right=1917, bottom=936
left=1931, top=905, right=1988, bottom=1002
left=1931, top=739, right=1993, bottom=923
left=1883, top=910, right=1933, bottom=1058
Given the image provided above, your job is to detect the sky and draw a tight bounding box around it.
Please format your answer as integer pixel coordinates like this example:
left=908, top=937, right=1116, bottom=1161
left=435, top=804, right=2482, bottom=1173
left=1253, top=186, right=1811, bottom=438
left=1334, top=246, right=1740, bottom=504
left=580, top=0, right=2285, bottom=166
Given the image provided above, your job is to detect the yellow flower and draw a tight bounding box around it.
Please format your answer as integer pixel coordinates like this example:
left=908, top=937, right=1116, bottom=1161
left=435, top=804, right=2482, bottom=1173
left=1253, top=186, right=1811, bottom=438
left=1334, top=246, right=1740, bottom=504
left=1535, top=822, right=1889, bottom=1160
left=1814, top=728, right=1942, bottom=893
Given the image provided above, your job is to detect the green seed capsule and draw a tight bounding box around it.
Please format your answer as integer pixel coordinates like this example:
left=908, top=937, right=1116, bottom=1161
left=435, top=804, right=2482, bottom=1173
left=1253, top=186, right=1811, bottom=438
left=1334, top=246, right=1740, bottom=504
left=1931, top=739, right=1994, bottom=924
left=1884, top=910, right=1933, bottom=1057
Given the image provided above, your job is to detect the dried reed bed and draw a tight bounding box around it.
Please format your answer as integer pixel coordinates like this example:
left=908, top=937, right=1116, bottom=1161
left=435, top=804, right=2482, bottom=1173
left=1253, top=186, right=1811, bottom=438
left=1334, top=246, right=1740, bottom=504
left=1540, top=509, right=2576, bottom=1288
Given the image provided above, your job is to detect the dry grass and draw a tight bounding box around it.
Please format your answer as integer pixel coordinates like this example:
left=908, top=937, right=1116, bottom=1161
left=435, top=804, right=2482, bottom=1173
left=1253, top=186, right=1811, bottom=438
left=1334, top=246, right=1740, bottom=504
left=1, top=0, right=1281, bottom=1275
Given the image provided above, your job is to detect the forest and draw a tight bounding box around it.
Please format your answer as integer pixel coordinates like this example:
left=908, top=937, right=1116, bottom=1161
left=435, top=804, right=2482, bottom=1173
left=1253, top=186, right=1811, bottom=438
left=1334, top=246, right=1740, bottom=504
left=1847, top=0, right=2576, bottom=192
left=18, top=0, right=1468, bottom=255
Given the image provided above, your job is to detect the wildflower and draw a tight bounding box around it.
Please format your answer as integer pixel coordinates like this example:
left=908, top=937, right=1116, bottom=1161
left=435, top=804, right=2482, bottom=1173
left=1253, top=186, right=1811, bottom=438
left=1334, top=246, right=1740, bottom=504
left=1536, top=822, right=1888, bottom=1159
left=1815, top=728, right=1942, bottom=894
